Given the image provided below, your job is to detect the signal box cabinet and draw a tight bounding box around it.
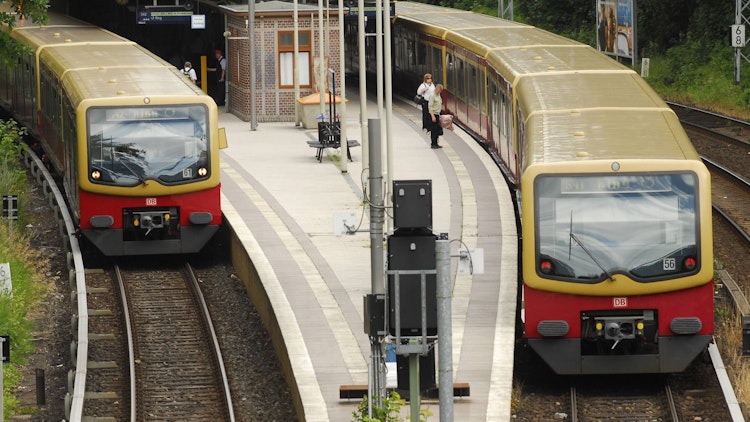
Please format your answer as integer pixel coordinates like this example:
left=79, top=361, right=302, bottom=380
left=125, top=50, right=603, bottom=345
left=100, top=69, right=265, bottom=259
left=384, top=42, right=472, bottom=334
left=387, top=235, right=437, bottom=337
left=393, top=180, right=432, bottom=230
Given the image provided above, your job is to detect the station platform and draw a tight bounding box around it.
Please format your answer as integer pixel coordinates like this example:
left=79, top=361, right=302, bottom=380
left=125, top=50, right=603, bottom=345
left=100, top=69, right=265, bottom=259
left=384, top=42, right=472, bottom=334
left=218, top=92, right=518, bottom=421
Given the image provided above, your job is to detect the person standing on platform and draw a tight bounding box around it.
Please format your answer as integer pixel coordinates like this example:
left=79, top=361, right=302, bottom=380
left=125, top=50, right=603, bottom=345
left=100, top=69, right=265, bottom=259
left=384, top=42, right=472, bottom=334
left=207, top=49, right=227, bottom=106
left=428, top=83, right=444, bottom=149
left=417, top=73, right=435, bottom=131
left=182, top=61, right=198, bottom=85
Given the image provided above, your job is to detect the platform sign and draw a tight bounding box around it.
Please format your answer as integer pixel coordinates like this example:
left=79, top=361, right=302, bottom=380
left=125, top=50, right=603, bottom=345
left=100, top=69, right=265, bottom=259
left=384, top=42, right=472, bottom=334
left=0, top=263, right=10, bottom=295
left=2, top=195, right=17, bottom=220
left=732, top=25, right=746, bottom=48
left=191, top=14, right=206, bottom=30
left=1, top=336, right=8, bottom=363
left=137, top=7, right=192, bottom=25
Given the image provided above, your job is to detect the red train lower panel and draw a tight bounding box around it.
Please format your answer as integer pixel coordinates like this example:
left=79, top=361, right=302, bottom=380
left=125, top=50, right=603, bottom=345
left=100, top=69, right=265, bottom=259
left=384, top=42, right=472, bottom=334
left=524, top=282, right=714, bottom=374
left=77, top=186, right=221, bottom=256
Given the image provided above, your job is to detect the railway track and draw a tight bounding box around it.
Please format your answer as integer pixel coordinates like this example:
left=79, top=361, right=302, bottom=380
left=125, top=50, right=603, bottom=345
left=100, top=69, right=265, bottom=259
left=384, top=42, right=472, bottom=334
left=120, top=262, right=235, bottom=421
left=669, top=101, right=750, bottom=151
left=21, top=140, right=295, bottom=421
left=77, top=262, right=236, bottom=421
left=570, top=376, right=679, bottom=421
left=703, top=158, right=750, bottom=245
left=79, top=267, right=130, bottom=420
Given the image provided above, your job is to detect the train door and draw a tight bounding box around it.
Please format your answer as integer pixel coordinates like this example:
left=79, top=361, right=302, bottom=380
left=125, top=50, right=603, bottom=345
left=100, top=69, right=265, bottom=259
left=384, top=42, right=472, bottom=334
left=0, top=59, right=11, bottom=108
left=489, top=81, right=499, bottom=147
left=446, top=51, right=466, bottom=123
left=512, top=102, right=523, bottom=179
left=489, top=77, right=515, bottom=180
left=63, top=100, right=80, bottom=219
left=501, top=89, right=513, bottom=177
left=13, top=53, right=36, bottom=127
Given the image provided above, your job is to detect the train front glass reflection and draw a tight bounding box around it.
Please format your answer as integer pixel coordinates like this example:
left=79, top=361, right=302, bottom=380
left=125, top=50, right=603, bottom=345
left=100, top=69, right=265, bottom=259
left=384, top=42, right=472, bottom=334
left=87, top=105, right=209, bottom=186
left=535, top=173, right=699, bottom=282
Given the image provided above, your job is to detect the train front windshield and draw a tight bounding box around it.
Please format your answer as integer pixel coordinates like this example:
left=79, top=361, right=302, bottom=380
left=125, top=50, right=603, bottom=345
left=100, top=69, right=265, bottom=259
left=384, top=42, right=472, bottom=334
left=535, top=173, right=700, bottom=282
left=87, top=105, right=209, bottom=186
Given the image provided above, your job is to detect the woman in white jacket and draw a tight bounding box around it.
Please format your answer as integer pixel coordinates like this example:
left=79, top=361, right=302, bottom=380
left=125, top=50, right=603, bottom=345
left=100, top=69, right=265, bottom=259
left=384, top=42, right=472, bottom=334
left=416, top=73, right=435, bottom=131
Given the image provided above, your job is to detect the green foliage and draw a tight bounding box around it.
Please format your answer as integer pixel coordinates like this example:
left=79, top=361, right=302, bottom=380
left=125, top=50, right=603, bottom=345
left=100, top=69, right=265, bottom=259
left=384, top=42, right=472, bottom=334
left=0, top=221, right=51, bottom=418
left=0, top=0, right=49, bottom=69
left=511, top=1, right=750, bottom=120
left=351, top=391, right=433, bottom=422
left=645, top=39, right=750, bottom=119
left=352, top=391, right=406, bottom=422
left=0, top=119, right=27, bottom=198
left=0, top=118, right=50, bottom=419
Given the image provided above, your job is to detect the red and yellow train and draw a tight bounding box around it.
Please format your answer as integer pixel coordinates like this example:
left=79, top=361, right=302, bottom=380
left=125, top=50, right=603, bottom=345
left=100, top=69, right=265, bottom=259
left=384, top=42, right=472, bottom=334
left=1, top=8, right=226, bottom=256
left=348, top=2, right=714, bottom=374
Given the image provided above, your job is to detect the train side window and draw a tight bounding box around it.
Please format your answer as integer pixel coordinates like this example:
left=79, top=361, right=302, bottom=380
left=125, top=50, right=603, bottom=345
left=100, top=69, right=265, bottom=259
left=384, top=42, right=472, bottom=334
left=468, top=65, right=477, bottom=107
left=432, top=46, right=442, bottom=84
left=416, top=42, right=426, bottom=67
left=456, top=58, right=465, bottom=100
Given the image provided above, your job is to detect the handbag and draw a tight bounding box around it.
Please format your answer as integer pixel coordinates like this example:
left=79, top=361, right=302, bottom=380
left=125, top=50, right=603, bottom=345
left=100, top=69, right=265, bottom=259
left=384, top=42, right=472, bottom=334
left=440, top=114, right=455, bottom=131
left=414, top=94, right=423, bottom=104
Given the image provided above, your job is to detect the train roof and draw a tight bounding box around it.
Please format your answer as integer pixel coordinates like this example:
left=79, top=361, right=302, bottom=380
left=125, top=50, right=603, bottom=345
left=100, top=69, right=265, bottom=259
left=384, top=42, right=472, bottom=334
left=394, top=2, right=698, bottom=164
left=4, top=8, right=205, bottom=107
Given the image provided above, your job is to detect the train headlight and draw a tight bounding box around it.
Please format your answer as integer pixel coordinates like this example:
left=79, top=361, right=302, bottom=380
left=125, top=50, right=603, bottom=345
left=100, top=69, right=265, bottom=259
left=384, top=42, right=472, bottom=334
left=198, top=167, right=208, bottom=177
left=539, top=260, right=553, bottom=274
left=133, top=217, right=140, bottom=227
left=683, top=257, right=697, bottom=271
left=164, top=213, right=170, bottom=221
left=91, top=170, right=101, bottom=180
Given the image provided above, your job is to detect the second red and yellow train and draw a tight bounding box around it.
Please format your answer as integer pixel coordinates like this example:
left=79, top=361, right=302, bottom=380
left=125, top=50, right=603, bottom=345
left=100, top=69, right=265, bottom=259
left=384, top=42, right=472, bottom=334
left=347, top=2, right=714, bottom=374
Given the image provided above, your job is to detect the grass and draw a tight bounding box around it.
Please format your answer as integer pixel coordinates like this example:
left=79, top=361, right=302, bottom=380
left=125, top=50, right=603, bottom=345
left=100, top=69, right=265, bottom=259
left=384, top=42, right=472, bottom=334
left=646, top=43, right=750, bottom=122
left=0, top=220, right=51, bottom=418
left=0, top=118, right=51, bottom=418
left=715, top=285, right=750, bottom=414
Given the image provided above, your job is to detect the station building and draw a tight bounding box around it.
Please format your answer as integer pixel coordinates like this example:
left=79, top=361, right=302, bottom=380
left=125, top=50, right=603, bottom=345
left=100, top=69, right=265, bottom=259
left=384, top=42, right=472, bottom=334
left=62, top=0, right=345, bottom=123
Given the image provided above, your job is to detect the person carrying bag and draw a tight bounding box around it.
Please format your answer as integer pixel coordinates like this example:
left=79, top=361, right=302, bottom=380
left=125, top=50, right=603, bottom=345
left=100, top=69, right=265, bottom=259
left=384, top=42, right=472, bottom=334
left=416, top=73, right=435, bottom=131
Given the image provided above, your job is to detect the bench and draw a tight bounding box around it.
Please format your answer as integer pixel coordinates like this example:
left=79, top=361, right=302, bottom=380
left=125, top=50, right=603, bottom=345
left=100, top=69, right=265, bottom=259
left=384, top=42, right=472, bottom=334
left=308, top=139, right=360, bottom=162
left=307, top=121, right=360, bottom=162
left=339, top=382, right=470, bottom=400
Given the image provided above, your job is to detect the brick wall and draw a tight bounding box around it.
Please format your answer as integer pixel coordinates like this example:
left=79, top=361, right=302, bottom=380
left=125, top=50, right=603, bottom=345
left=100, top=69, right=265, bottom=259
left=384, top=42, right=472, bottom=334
left=225, top=13, right=341, bottom=123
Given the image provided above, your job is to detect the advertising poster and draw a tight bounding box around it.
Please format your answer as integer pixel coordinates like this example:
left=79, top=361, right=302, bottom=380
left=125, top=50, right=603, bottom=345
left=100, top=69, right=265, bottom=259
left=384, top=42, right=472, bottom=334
left=597, top=0, right=634, bottom=59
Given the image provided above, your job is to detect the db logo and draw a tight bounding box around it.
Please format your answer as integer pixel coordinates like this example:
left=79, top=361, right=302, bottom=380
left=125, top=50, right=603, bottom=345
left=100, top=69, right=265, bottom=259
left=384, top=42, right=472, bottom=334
left=146, top=198, right=157, bottom=206
left=613, top=297, right=628, bottom=308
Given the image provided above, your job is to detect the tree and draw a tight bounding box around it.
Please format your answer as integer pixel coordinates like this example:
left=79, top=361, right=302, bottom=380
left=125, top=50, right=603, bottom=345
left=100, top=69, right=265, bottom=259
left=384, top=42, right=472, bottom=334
left=0, top=0, right=49, bottom=68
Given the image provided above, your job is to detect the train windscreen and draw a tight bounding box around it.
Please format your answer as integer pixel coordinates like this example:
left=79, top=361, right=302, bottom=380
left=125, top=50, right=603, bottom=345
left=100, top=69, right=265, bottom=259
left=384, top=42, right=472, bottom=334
left=86, top=105, right=210, bottom=186
left=534, top=173, right=699, bottom=282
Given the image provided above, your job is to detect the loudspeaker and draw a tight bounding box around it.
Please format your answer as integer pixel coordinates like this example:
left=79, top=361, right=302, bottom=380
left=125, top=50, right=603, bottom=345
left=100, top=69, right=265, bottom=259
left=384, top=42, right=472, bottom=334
left=387, top=235, right=437, bottom=337
left=393, top=180, right=432, bottom=230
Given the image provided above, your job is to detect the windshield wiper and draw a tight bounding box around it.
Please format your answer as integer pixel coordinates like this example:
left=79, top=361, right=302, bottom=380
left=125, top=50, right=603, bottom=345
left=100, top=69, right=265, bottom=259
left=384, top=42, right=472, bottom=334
left=115, top=152, right=147, bottom=186
left=569, top=211, right=615, bottom=281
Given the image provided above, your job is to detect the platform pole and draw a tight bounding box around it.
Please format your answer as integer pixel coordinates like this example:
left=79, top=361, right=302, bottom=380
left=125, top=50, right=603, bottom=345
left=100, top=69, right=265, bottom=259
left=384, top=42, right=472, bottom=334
left=368, top=118, right=386, bottom=408
left=437, top=234, right=454, bottom=421
left=1, top=336, right=5, bottom=422
left=409, top=350, right=420, bottom=422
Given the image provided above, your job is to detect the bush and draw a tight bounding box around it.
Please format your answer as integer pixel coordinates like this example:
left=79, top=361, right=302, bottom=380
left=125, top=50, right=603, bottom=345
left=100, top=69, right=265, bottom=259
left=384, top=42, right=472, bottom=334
left=352, top=391, right=406, bottom=422
left=0, top=118, right=48, bottom=418
left=0, top=119, right=27, bottom=198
